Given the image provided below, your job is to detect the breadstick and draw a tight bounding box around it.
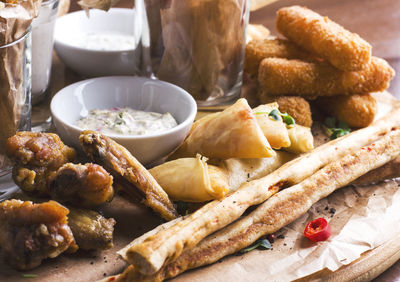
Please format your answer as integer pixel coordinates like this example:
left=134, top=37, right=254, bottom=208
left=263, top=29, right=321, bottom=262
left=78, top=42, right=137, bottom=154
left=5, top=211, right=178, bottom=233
left=258, top=57, right=394, bottom=97
left=353, top=156, right=400, bottom=185
left=315, top=93, right=378, bottom=128
left=244, top=38, right=310, bottom=77
left=111, top=128, right=400, bottom=282
left=276, top=6, right=371, bottom=71
left=123, top=104, right=400, bottom=275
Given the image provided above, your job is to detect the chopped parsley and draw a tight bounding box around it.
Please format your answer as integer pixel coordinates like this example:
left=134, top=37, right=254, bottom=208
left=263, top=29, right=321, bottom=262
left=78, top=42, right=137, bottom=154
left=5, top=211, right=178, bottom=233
left=323, top=117, right=351, bottom=140
left=240, top=238, right=271, bottom=253
left=254, top=109, right=295, bottom=128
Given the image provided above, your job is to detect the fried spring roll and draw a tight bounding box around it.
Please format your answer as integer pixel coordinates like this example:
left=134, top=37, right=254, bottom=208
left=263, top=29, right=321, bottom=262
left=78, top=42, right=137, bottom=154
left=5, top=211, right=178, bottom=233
left=258, top=57, right=394, bottom=97
left=315, top=93, right=378, bottom=128
left=112, top=128, right=400, bottom=282
left=276, top=6, right=371, bottom=71
left=244, top=38, right=310, bottom=77
left=124, top=104, right=400, bottom=275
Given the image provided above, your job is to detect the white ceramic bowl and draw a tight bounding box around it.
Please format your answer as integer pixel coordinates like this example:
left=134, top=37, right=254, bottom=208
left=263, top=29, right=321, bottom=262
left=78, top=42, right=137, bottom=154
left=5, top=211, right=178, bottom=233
left=54, top=8, right=141, bottom=77
left=51, top=76, right=197, bottom=165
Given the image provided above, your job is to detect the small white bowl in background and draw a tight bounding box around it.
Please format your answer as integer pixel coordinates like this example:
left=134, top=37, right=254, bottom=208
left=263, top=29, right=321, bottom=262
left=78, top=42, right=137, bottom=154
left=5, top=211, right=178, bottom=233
left=51, top=76, right=197, bottom=165
left=54, top=8, right=141, bottom=77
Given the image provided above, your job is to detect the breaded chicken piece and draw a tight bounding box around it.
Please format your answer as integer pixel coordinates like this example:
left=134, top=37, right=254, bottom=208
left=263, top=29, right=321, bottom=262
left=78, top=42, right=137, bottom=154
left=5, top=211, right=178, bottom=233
left=6, top=132, right=76, bottom=169
left=258, top=57, right=395, bottom=97
left=6, top=132, right=76, bottom=196
left=258, top=94, right=312, bottom=127
left=244, top=38, right=310, bottom=77
left=49, top=163, right=114, bottom=208
left=0, top=200, right=77, bottom=270
left=315, top=93, right=378, bottom=128
left=276, top=6, right=371, bottom=71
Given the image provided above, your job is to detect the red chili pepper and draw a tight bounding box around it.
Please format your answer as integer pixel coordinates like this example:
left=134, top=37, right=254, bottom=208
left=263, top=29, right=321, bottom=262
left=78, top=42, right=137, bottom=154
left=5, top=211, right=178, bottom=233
left=304, top=217, right=331, bottom=242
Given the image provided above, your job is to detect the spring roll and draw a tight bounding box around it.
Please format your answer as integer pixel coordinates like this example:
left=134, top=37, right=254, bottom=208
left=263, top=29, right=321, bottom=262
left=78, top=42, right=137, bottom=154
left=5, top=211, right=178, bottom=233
left=276, top=6, right=371, bottom=71
left=258, top=57, right=395, bottom=97
left=315, top=93, right=378, bottom=128
left=253, top=103, right=291, bottom=149
left=149, top=155, right=229, bottom=202
left=284, top=124, right=314, bottom=154
left=169, top=98, right=275, bottom=160
left=245, top=38, right=310, bottom=77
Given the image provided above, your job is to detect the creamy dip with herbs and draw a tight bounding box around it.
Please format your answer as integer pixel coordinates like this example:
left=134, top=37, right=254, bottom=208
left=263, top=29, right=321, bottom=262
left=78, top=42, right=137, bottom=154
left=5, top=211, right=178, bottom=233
left=76, top=107, right=178, bottom=136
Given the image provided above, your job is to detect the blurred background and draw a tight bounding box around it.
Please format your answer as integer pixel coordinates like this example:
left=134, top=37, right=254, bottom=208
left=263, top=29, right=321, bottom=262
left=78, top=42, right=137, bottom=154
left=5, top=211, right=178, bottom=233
left=69, top=0, right=400, bottom=97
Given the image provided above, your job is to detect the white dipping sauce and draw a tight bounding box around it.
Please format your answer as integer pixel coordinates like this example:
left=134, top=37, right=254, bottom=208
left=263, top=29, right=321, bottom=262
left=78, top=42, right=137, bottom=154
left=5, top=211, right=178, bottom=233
left=76, top=107, right=178, bottom=136
left=72, top=33, right=136, bottom=51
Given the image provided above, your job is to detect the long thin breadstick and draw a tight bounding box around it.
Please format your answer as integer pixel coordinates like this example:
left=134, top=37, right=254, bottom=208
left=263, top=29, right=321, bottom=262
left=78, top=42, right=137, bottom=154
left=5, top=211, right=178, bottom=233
left=125, top=105, right=400, bottom=275
left=353, top=156, right=400, bottom=185
left=276, top=6, right=371, bottom=71
left=258, top=57, right=394, bottom=97
left=111, top=128, right=400, bottom=282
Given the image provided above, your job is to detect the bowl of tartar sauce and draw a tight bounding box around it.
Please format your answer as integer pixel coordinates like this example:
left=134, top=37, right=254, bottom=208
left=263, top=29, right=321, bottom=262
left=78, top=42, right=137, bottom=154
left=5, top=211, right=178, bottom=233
left=51, top=76, right=197, bottom=165
left=54, top=8, right=141, bottom=77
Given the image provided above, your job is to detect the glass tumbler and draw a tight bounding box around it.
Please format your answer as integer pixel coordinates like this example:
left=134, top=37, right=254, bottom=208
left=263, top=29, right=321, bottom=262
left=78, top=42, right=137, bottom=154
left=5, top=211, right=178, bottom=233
left=140, top=0, right=250, bottom=106
left=0, top=27, right=32, bottom=176
left=31, top=0, right=59, bottom=105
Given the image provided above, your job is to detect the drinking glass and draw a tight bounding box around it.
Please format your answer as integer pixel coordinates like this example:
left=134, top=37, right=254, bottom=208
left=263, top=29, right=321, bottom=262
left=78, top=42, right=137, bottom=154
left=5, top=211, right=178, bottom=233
left=0, top=27, right=32, bottom=176
left=139, top=0, right=250, bottom=106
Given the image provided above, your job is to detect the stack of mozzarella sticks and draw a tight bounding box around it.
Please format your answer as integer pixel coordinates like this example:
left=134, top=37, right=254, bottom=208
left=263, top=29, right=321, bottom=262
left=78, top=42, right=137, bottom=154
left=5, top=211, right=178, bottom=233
left=245, top=5, right=395, bottom=128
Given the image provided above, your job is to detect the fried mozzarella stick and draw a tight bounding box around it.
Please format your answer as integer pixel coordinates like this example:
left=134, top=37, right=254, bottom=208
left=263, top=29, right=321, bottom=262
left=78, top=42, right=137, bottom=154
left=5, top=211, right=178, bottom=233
left=124, top=105, right=400, bottom=275
left=258, top=57, right=394, bottom=97
left=276, top=6, right=371, bottom=71
left=315, top=93, right=378, bottom=128
left=244, top=38, right=310, bottom=77
left=111, top=128, right=400, bottom=282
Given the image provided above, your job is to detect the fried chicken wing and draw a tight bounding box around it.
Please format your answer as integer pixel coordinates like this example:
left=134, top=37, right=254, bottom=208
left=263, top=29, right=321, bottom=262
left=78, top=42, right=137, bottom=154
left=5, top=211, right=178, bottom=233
left=49, top=163, right=114, bottom=208
left=6, top=132, right=76, bottom=196
left=68, top=208, right=115, bottom=250
left=79, top=130, right=178, bottom=221
left=0, top=200, right=77, bottom=270
left=6, top=132, right=76, bottom=168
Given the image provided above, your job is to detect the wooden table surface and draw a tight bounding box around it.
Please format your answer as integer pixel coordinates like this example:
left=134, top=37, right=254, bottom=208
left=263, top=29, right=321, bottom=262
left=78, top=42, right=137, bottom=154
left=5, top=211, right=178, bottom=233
left=35, top=0, right=400, bottom=280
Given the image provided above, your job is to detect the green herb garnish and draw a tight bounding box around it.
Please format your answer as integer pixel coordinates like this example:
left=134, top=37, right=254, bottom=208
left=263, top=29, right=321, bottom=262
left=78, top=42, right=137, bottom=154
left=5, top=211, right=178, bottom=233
left=323, top=117, right=351, bottom=140
left=176, top=201, right=189, bottom=216
left=254, top=109, right=295, bottom=127
left=22, top=274, right=37, bottom=278
left=240, top=238, right=271, bottom=253
left=268, top=109, right=281, bottom=121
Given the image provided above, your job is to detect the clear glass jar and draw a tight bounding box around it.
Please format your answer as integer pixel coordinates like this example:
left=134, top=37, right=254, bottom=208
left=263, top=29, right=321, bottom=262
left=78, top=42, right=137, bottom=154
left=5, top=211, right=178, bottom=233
left=31, top=0, right=59, bottom=105
left=0, top=27, right=32, bottom=176
left=141, top=0, right=250, bottom=106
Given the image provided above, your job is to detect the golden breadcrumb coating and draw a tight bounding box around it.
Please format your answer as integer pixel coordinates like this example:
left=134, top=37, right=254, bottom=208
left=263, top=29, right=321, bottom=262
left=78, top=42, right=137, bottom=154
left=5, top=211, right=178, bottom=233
left=244, top=38, right=310, bottom=77
left=276, top=5, right=371, bottom=71
left=258, top=57, right=395, bottom=97
left=315, top=93, right=377, bottom=128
